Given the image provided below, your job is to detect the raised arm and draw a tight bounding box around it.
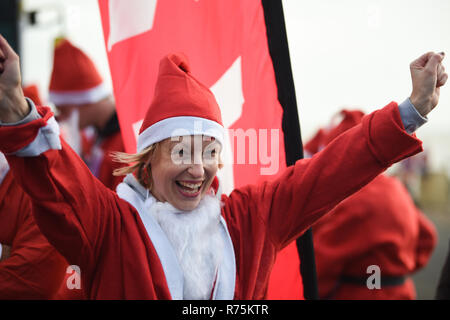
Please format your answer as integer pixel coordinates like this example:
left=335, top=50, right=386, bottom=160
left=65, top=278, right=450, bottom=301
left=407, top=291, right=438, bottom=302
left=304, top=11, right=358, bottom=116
left=0, top=35, right=121, bottom=272
left=224, top=51, right=447, bottom=249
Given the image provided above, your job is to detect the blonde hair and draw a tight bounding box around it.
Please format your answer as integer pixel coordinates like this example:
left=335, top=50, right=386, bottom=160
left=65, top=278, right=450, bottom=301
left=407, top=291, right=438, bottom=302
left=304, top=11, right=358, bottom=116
left=112, top=143, right=159, bottom=190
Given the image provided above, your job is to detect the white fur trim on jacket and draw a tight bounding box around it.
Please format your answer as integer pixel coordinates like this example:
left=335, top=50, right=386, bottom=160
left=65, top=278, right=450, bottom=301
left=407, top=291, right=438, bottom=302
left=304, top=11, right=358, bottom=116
left=116, top=174, right=236, bottom=300
left=12, top=117, right=61, bottom=157
left=5, top=99, right=62, bottom=157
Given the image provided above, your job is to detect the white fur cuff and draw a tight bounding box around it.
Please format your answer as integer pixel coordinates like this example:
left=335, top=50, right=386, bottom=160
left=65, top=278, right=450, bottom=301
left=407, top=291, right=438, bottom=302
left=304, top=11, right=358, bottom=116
left=11, top=116, right=62, bottom=157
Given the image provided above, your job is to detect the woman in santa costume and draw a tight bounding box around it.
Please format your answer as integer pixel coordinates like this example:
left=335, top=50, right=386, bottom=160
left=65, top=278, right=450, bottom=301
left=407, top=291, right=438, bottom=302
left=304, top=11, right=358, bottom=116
left=49, top=38, right=125, bottom=191
left=0, top=33, right=447, bottom=299
left=305, top=110, right=437, bottom=300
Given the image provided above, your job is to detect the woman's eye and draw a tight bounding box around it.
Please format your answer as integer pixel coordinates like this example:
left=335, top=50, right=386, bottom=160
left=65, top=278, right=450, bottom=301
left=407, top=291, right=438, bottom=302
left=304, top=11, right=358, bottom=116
left=204, top=149, right=216, bottom=159
left=179, top=149, right=184, bottom=157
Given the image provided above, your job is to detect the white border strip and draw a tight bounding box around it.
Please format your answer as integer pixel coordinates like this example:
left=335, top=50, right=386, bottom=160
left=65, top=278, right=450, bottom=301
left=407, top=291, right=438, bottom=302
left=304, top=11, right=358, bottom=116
left=12, top=116, right=62, bottom=157
left=49, top=82, right=110, bottom=106
left=116, top=174, right=236, bottom=299
left=137, top=116, right=224, bottom=152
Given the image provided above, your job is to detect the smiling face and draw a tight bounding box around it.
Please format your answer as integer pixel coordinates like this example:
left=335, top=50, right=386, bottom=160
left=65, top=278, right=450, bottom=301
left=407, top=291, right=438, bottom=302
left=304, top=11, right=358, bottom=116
left=149, top=135, right=221, bottom=211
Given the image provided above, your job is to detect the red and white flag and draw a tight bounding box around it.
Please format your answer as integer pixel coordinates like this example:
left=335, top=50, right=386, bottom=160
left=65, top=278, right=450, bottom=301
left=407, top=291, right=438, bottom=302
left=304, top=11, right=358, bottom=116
left=98, top=0, right=304, bottom=299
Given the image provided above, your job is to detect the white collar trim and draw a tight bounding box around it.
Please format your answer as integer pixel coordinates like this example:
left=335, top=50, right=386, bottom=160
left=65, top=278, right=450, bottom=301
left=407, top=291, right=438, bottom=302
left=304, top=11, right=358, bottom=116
left=116, top=174, right=236, bottom=300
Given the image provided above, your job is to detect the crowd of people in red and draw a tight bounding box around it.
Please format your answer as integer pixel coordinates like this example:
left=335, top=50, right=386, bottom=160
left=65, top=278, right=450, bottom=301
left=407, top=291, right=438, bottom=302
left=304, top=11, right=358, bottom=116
left=0, top=33, right=449, bottom=300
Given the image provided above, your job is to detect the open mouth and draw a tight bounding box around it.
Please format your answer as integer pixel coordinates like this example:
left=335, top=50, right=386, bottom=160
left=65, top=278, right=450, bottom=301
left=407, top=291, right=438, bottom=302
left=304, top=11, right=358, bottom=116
left=175, top=180, right=203, bottom=197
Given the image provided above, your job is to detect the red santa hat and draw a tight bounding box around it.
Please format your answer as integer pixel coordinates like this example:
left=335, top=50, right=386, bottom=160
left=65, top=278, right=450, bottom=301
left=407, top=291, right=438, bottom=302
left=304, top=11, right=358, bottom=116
left=137, top=53, right=224, bottom=152
left=48, top=38, right=110, bottom=106
left=303, top=128, right=326, bottom=156
left=324, top=109, right=365, bottom=146
left=305, top=109, right=365, bottom=156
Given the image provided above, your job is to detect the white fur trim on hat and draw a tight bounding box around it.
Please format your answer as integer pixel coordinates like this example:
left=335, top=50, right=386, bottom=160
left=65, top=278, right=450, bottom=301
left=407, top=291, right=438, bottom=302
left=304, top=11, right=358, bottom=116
left=49, top=82, right=110, bottom=106
left=137, top=116, right=225, bottom=152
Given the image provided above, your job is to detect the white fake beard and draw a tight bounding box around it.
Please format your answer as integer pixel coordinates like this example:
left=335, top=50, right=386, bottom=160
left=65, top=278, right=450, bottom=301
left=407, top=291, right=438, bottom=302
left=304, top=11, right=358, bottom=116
left=149, top=194, right=224, bottom=300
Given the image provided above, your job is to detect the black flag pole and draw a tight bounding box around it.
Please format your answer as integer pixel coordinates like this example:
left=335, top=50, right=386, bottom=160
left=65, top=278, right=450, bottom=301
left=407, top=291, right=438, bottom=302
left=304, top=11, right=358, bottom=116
left=261, top=0, right=319, bottom=300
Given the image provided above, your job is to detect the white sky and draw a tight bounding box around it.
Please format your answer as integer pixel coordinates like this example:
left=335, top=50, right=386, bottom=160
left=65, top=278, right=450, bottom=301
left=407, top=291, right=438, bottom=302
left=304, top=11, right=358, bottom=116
left=283, top=0, right=450, bottom=173
left=19, top=0, right=450, bottom=173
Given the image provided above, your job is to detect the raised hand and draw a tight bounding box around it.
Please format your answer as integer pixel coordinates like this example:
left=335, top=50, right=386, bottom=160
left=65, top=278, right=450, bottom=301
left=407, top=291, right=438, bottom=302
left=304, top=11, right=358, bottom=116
left=0, top=34, right=29, bottom=123
left=410, top=52, right=448, bottom=117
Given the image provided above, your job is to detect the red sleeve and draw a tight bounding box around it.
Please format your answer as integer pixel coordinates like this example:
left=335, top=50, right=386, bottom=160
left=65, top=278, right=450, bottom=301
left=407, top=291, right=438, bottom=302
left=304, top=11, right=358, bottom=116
left=415, top=209, right=437, bottom=270
left=224, top=102, right=423, bottom=250
left=0, top=107, right=121, bottom=279
left=0, top=174, right=20, bottom=245
left=0, top=176, right=67, bottom=299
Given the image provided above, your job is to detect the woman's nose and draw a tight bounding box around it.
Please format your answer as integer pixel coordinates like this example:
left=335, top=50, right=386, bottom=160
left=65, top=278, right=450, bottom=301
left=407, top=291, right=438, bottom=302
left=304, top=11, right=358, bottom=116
left=187, top=159, right=205, bottom=178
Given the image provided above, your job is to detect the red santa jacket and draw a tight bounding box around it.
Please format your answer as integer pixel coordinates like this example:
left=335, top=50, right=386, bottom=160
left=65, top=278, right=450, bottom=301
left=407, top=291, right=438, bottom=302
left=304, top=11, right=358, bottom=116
left=0, top=102, right=423, bottom=299
left=0, top=171, right=68, bottom=299
left=312, top=174, right=437, bottom=299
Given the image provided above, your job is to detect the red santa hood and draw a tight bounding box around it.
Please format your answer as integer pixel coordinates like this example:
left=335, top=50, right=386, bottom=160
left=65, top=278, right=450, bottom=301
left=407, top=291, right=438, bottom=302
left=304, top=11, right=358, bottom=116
left=304, top=128, right=326, bottom=157
left=305, top=109, right=365, bottom=156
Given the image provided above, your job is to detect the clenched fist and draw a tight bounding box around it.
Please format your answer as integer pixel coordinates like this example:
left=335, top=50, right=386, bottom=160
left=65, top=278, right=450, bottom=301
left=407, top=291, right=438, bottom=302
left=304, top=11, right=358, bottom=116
left=410, top=52, right=448, bottom=117
left=0, top=34, right=29, bottom=123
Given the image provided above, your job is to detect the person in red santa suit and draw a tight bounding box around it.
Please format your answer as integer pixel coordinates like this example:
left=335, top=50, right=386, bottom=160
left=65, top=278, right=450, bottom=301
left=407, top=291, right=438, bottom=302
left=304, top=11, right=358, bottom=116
left=304, top=110, right=437, bottom=300
left=0, top=33, right=447, bottom=299
left=48, top=37, right=125, bottom=191
left=0, top=152, right=69, bottom=299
